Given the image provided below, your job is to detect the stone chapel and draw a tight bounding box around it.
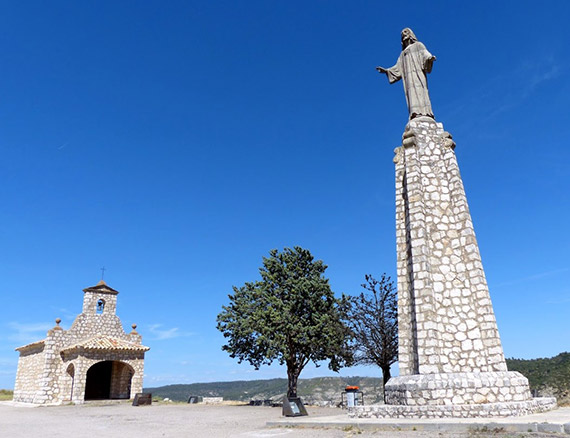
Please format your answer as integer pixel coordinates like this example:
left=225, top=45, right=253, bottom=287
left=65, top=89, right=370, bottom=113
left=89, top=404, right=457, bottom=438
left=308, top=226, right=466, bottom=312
left=13, top=280, right=149, bottom=404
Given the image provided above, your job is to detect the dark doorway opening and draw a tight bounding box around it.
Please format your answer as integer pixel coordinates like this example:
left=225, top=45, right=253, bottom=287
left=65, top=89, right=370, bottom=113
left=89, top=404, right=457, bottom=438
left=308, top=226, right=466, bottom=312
left=84, top=361, right=134, bottom=401
left=85, top=361, right=112, bottom=400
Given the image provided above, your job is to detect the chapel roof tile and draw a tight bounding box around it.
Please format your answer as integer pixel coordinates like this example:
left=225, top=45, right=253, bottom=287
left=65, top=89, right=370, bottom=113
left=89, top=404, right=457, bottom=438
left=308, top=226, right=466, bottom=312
left=15, top=339, right=46, bottom=352
left=60, top=336, right=150, bottom=353
left=82, top=279, right=119, bottom=295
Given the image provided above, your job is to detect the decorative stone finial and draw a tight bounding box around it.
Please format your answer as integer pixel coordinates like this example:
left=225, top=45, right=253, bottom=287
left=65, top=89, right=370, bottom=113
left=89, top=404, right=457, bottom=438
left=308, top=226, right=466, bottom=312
left=393, top=147, right=403, bottom=164
left=131, top=323, right=138, bottom=333
left=402, top=129, right=416, bottom=148
left=54, top=318, right=62, bottom=330
left=441, top=131, right=456, bottom=150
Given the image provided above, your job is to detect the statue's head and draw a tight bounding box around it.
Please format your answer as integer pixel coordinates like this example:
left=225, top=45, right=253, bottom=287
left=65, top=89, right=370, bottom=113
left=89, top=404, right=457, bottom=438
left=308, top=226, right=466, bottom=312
left=401, top=28, right=418, bottom=50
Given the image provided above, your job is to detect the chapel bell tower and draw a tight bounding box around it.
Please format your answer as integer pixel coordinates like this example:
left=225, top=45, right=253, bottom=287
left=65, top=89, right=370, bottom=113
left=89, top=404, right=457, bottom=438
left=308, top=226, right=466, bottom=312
left=82, top=280, right=119, bottom=315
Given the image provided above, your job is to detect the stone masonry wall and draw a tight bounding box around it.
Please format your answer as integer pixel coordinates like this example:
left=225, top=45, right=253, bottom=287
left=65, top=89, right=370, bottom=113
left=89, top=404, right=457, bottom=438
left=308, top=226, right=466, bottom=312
left=13, top=344, right=45, bottom=403
left=385, top=371, right=531, bottom=406
left=350, top=396, right=557, bottom=419
left=109, top=361, right=133, bottom=399
left=71, top=290, right=125, bottom=342
left=394, top=117, right=506, bottom=376
left=59, top=362, right=75, bottom=402
left=82, top=288, right=118, bottom=315
left=354, top=116, right=557, bottom=417
left=33, top=326, right=66, bottom=404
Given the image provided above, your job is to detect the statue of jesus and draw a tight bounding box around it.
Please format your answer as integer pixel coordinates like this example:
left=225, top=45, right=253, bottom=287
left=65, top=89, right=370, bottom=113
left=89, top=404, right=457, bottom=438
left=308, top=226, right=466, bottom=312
left=377, top=28, right=436, bottom=119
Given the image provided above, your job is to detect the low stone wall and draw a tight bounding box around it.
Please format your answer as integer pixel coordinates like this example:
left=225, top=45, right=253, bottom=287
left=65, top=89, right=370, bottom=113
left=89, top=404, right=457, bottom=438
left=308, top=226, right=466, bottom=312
left=203, top=397, right=224, bottom=404
left=349, top=397, right=557, bottom=418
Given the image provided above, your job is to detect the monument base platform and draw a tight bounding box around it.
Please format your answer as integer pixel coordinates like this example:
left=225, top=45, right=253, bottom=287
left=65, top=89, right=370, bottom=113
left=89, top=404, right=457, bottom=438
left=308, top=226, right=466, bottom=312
left=349, top=371, right=557, bottom=418
left=349, top=397, right=557, bottom=419
left=385, top=371, right=534, bottom=406
left=348, top=371, right=557, bottom=418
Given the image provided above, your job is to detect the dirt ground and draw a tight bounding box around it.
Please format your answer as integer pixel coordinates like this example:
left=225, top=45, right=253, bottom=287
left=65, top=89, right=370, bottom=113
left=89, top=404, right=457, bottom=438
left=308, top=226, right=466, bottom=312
left=0, top=401, right=562, bottom=438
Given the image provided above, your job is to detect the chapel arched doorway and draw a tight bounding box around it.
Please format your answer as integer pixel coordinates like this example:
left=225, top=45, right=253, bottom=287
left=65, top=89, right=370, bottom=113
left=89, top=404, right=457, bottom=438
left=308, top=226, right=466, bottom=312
left=84, top=361, right=134, bottom=400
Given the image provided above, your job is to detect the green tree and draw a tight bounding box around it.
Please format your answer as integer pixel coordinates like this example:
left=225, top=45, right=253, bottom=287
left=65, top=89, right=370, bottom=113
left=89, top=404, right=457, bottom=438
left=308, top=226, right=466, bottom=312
left=347, top=274, right=398, bottom=392
left=216, top=247, right=353, bottom=398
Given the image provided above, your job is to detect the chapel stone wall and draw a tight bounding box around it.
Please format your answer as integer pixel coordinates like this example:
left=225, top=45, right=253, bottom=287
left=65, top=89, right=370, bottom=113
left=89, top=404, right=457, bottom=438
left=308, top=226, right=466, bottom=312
left=109, top=361, right=135, bottom=399
left=13, top=345, right=45, bottom=403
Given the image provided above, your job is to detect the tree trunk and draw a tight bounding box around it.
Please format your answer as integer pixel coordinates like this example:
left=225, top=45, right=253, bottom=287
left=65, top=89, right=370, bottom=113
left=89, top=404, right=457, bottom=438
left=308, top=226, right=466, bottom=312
left=381, top=364, right=391, bottom=386
left=382, top=364, right=391, bottom=403
left=287, top=366, right=299, bottom=398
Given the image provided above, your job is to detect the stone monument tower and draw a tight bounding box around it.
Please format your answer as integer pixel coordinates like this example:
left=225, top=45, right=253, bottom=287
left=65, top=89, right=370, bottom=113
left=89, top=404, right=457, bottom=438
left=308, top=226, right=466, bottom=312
left=351, top=29, right=556, bottom=418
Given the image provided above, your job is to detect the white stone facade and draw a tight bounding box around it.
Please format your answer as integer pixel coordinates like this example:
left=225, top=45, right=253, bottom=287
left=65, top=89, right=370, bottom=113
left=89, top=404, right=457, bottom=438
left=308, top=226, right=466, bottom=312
left=351, top=117, right=556, bottom=418
left=13, top=281, right=149, bottom=405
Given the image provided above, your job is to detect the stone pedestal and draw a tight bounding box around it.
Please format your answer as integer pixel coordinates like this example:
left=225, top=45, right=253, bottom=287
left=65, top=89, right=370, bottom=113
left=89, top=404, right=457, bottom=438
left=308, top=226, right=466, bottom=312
left=351, top=117, right=556, bottom=418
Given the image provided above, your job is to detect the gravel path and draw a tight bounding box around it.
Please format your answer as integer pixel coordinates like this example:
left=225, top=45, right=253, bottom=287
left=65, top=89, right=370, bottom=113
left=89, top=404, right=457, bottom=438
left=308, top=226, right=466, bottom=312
left=0, top=401, right=562, bottom=438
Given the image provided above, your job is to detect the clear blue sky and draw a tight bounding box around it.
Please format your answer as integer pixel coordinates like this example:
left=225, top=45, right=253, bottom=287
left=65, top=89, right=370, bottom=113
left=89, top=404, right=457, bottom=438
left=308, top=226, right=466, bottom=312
left=1, top=1, right=569, bottom=389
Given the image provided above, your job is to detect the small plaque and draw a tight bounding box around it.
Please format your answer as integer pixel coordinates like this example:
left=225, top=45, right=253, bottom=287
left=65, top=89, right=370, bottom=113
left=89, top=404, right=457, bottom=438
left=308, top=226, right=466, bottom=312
left=282, top=396, right=308, bottom=417
left=132, top=393, right=152, bottom=406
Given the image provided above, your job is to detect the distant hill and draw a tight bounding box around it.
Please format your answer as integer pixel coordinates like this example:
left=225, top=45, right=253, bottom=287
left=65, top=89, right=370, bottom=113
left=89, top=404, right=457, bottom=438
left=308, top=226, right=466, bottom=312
left=146, top=353, right=570, bottom=407
left=507, top=352, right=570, bottom=405
left=145, top=376, right=385, bottom=406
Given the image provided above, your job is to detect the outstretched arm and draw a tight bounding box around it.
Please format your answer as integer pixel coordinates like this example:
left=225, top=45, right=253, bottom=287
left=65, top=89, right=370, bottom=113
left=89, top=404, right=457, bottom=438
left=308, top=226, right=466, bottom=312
left=424, top=55, right=436, bottom=73
left=378, top=61, right=401, bottom=84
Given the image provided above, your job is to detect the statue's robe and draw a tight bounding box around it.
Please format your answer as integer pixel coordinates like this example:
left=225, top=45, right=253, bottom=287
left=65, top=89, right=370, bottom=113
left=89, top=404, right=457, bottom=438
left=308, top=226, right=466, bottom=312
left=386, top=41, right=435, bottom=119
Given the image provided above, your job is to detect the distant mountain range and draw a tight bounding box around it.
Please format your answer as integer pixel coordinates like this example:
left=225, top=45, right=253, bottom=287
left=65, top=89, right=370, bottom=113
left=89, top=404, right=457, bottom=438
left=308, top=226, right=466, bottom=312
left=145, top=353, right=570, bottom=406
